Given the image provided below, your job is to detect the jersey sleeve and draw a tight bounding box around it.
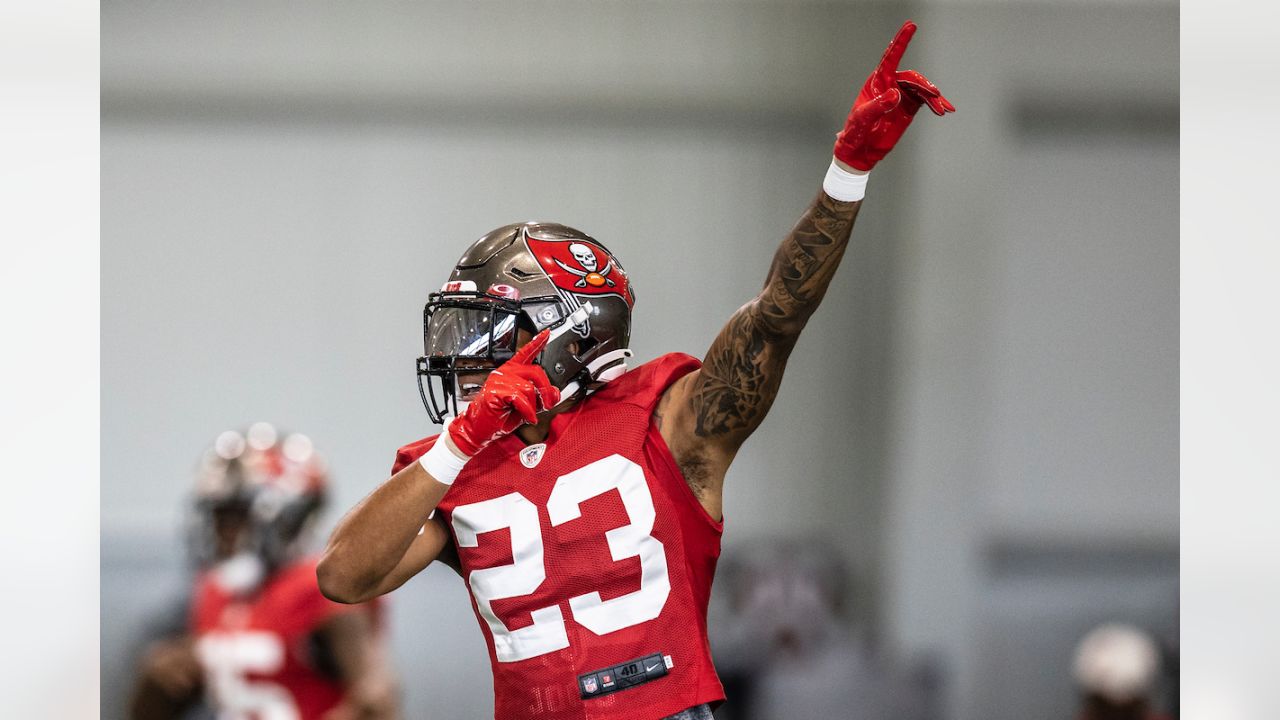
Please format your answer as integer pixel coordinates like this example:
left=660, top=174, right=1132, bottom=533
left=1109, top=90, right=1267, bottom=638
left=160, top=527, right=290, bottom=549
left=390, top=434, right=440, bottom=475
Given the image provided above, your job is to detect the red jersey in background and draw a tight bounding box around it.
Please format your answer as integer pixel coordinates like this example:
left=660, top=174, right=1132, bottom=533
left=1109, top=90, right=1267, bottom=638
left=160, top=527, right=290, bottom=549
left=191, top=557, right=372, bottom=720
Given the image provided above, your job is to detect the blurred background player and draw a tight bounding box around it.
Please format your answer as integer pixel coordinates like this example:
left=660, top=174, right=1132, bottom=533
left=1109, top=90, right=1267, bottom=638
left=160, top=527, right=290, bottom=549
left=318, top=20, right=951, bottom=720
left=130, top=423, right=399, bottom=720
left=711, top=537, right=940, bottom=720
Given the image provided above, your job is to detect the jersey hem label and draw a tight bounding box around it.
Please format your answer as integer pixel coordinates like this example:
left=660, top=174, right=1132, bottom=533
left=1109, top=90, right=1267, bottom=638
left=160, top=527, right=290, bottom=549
left=578, top=652, right=670, bottom=699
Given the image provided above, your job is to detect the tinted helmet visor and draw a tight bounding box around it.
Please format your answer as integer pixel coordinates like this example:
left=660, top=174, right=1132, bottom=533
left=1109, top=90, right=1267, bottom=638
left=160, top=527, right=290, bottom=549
left=425, top=304, right=520, bottom=364
left=418, top=292, right=524, bottom=422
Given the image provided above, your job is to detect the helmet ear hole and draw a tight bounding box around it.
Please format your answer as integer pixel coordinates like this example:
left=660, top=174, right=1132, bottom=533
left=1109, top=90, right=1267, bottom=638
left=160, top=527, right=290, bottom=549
left=572, top=336, right=599, bottom=360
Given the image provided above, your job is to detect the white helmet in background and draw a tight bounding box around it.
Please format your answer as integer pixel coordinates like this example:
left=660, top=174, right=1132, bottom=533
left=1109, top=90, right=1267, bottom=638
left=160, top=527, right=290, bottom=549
left=1072, top=623, right=1161, bottom=704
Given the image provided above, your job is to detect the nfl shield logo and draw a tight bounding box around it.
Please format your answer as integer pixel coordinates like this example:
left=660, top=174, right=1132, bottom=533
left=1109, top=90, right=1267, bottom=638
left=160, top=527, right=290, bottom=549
left=519, top=443, right=546, bottom=469
left=583, top=676, right=598, bottom=694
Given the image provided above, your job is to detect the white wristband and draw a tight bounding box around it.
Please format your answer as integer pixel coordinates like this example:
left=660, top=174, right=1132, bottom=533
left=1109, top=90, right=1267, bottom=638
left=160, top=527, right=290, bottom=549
left=822, top=160, right=870, bottom=202
left=418, top=417, right=470, bottom=486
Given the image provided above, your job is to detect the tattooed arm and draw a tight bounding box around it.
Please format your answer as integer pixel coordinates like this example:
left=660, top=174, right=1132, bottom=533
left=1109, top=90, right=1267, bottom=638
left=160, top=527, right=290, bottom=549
left=653, top=21, right=953, bottom=520
left=655, top=189, right=861, bottom=520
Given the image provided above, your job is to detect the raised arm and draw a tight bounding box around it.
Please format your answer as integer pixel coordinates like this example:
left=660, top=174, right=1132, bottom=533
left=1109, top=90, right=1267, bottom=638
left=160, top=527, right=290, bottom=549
left=657, top=21, right=953, bottom=519
left=688, top=190, right=861, bottom=441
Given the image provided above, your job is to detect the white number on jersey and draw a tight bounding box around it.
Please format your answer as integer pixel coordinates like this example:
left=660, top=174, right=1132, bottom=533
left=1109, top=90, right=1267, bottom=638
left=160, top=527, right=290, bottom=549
left=196, top=631, right=299, bottom=720
left=450, top=454, right=671, bottom=662
left=451, top=492, right=569, bottom=662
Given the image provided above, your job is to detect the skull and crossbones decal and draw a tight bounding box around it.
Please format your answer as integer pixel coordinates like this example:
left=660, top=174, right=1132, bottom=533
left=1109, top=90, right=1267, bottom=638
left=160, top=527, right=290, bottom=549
left=554, top=243, right=616, bottom=289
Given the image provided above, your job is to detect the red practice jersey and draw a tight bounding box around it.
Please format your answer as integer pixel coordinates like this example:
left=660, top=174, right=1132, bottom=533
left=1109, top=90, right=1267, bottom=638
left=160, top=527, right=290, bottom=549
left=394, top=353, right=725, bottom=720
left=190, top=557, right=370, bottom=720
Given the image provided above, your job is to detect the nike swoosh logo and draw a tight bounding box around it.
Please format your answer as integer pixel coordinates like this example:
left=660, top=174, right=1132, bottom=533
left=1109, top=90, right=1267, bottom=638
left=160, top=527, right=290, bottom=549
left=645, top=663, right=660, bottom=672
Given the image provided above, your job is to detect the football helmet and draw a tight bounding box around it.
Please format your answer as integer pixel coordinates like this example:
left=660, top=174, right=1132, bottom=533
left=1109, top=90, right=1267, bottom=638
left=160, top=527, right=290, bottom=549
left=417, top=222, right=636, bottom=423
left=186, top=422, right=329, bottom=594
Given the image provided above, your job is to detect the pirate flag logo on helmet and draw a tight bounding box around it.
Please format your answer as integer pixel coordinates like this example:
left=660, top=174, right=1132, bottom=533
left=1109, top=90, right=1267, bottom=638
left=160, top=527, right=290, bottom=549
left=523, top=234, right=634, bottom=308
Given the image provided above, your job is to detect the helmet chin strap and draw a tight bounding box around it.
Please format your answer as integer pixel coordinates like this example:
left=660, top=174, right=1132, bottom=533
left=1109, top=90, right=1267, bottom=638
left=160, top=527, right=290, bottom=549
left=554, top=348, right=634, bottom=410
left=542, top=298, right=637, bottom=407
left=544, top=302, right=633, bottom=408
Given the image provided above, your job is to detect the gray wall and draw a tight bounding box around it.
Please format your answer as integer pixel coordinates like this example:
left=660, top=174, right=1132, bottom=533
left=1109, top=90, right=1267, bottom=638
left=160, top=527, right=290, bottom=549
left=102, top=2, right=1177, bottom=719
left=883, top=6, right=1178, bottom=717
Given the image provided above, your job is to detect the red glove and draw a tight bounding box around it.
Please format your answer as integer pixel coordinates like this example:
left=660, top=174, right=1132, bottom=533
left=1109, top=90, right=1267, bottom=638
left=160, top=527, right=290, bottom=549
left=833, top=21, right=955, bottom=172
left=447, top=329, right=561, bottom=457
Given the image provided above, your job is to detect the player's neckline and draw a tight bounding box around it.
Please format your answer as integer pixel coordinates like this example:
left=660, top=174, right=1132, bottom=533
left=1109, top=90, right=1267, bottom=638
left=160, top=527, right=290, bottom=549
left=504, top=399, right=584, bottom=451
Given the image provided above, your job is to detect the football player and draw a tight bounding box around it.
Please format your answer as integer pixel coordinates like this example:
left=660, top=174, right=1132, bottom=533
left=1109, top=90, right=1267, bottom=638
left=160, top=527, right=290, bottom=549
left=130, top=423, right=399, bottom=720
left=318, top=21, right=953, bottom=720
